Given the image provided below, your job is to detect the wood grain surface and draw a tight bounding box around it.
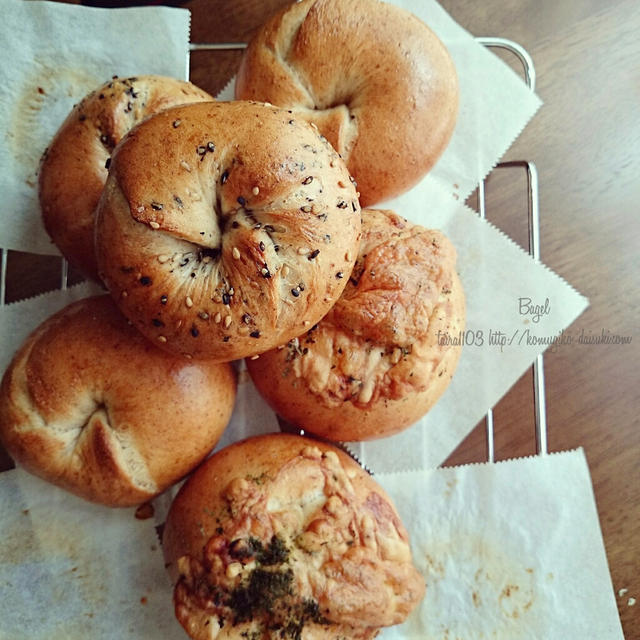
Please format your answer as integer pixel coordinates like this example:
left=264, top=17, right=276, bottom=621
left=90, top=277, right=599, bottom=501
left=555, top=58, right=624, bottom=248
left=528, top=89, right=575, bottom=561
left=2, top=0, right=638, bottom=636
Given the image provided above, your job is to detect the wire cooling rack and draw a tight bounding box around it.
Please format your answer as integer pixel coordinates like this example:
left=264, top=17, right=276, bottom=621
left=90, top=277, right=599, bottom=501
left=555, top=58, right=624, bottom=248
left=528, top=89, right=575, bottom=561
left=0, top=37, right=545, bottom=466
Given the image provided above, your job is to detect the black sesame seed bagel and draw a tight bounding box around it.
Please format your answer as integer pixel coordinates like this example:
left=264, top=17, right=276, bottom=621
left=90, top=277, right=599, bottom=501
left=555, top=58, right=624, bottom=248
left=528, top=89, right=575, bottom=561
left=95, top=101, right=362, bottom=361
left=39, top=75, right=214, bottom=280
left=235, top=0, right=458, bottom=207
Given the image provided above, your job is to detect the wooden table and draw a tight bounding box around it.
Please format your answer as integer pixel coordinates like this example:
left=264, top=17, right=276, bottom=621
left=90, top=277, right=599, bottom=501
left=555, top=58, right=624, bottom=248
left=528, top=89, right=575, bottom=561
left=3, top=0, right=638, bottom=637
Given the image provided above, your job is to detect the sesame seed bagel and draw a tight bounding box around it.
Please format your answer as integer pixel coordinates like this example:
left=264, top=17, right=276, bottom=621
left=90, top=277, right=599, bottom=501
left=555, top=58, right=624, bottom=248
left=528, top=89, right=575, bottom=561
left=95, top=100, right=361, bottom=362
left=39, top=75, right=214, bottom=280
left=246, top=209, right=465, bottom=441
left=0, top=295, right=236, bottom=507
left=163, top=433, right=425, bottom=639
left=235, top=0, right=458, bottom=207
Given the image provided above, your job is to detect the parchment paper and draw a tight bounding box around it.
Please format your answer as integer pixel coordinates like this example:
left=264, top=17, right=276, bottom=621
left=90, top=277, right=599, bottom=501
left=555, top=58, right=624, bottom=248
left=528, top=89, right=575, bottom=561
left=376, top=450, right=625, bottom=639
left=0, top=450, right=624, bottom=639
left=0, top=0, right=191, bottom=255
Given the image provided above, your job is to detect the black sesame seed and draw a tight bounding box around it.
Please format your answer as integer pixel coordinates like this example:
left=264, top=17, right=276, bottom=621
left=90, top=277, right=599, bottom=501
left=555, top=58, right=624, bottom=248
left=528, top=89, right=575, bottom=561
left=223, top=336, right=230, bottom=342
left=221, top=170, right=229, bottom=184
left=222, top=293, right=230, bottom=305
left=172, top=119, right=181, bottom=128
left=264, top=224, right=275, bottom=232
left=253, top=223, right=262, bottom=230
left=288, top=119, right=294, bottom=124
left=337, top=201, right=348, bottom=209
left=352, top=202, right=358, bottom=212
left=160, top=295, right=168, bottom=305
left=259, top=241, right=265, bottom=252
left=232, top=221, right=239, bottom=229
left=302, top=176, right=313, bottom=185
left=299, top=283, right=306, bottom=291
left=99, top=93, right=105, bottom=99
left=237, top=196, right=246, bottom=207
left=190, top=272, right=196, bottom=278
left=140, top=276, right=152, bottom=286
left=151, top=202, right=163, bottom=211
left=152, top=318, right=164, bottom=327
left=335, top=271, right=344, bottom=279
left=250, top=331, right=261, bottom=338
left=261, top=268, right=271, bottom=279
left=207, top=142, right=215, bottom=152
left=197, top=145, right=207, bottom=155
left=303, top=347, right=309, bottom=355
left=104, top=158, right=111, bottom=169
left=191, top=326, right=200, bottom=338
left=274, top=245, right=280, bottom=253
left=79, top=114, right=86, bottom=122
left=291, top=288, right=300, bottom=297
left=242, top=313, right=252, bottom=324
left=174, top=195, right=183, bottom=207
left=308, top=249, right=320, bottom=260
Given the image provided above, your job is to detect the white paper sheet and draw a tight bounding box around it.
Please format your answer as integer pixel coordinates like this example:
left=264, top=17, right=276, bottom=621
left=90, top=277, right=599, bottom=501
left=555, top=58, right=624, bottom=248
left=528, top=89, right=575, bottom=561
left=0, top=0, right=191, bottom=256
left=376, top=450, right=625, bottom=640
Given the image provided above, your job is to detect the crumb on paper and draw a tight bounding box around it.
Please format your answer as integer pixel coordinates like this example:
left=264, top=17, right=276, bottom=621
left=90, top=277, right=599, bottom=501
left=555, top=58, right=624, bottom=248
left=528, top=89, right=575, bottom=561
left=628, top=597, right=636, bottom=607
left=618, top=588, right=628, bottom=597
left=134, top=502, right=155, bottom=520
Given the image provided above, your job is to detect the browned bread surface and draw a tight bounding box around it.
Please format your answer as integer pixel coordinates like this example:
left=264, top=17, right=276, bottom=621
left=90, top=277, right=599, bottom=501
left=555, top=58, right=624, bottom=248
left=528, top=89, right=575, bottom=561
left=163, top=433, right=425, bottom=639
left=95, top=100, right=361, bottom=362
left=235, top=0, right=458, bottom=206
left=246, top=209, right=465, bottom=441
left=39, top=75, right=214, bottom=280
left=0, top=295, right=236, bottom=507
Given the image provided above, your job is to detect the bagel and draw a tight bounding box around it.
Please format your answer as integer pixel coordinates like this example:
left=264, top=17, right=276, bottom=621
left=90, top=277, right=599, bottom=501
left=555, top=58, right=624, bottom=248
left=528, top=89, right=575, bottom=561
left=162, top=433, right=425, bottom=639
left=95, top=100, right=362, bottom=362
left=246, top=209, right=465, bottom=441
left=39, top=75, right=214, bottom=280
left=235, top=0, right=459, bottom=206
left=0, top=295, right=236, bottom=507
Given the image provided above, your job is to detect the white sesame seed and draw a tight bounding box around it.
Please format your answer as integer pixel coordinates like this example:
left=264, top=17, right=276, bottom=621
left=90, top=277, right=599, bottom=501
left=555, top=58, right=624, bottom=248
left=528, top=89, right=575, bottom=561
left=264, top=101, right=272, bottom=107
left=345, top=251, right=352, bottom=261
left=250, top=354, right=260, bottom=360
left=199, top=311, right=209, bottom=320
left=214, top=312, right=221, bottom=324
left=121, top=290, right=128, bottom=298
left=229, top=288, right=235, bottom=296
left=619, top=589, right=629, bottom=597
left=261, top=268, right=269, bottom=276
left=310, top=122, right=318, bottom=131
left=184, top=353, right=192, bottom=360
left=157, top=254, right=170, bottom=264
left=297, top=247, right=309, bottom=255
left=252, top=186, right=260, bottom=196
left=224, top=315, right=232, bottom=328
left=149, top=221, right=160, bottom=230
left=137, top=205, right=144, bottom=213
left=281, top=265, right=290, bottom=278
left=157, top=336, right=167, bottom=343
left=629, top=598, right=637, bottom=607
left=180, top=160, right=191, bottom=172
left=232, top=247, right=241, bottom=260
left=303, top=320, right=310, bottom=326
left=356, top=192, right=360, bottom=198
left=226, top=563, right=243, bottom=579
left=176, top=320, right=183, bottom=329
left=301, top=205, right=312, bottom=213
left=185, top=296, right=193, bottom=308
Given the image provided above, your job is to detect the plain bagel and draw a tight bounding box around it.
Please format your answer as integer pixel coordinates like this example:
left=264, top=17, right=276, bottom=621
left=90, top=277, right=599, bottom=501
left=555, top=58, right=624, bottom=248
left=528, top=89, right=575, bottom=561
left=162, top=433, right=425, bottom=639
left=0, top=295, right=236, bottom=507
left=235, top=0, right=459, bottom=206
left=246, top=209, right=466, bottom=441
left=39, top=75, right=214, bottom=280
left=95, top=100, right=362, bottom=362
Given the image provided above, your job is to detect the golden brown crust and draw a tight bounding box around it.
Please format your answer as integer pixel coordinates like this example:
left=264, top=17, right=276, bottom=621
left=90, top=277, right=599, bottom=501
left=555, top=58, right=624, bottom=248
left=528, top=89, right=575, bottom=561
left=246, top=209, right=466, bottom=441
left=235, top=0, right=458, bottom=206
left=163, top=433, right=425, bottom=639
left=39, top=75, right=214, bottom=280
left=0, top=295, right=236, bottom=507
left=95, top=100, right=361, bottom=362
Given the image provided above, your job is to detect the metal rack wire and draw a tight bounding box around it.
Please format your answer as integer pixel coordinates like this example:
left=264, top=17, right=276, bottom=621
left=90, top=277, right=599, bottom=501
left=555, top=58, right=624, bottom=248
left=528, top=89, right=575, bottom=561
left=0, top=37, right=545, bottom=465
